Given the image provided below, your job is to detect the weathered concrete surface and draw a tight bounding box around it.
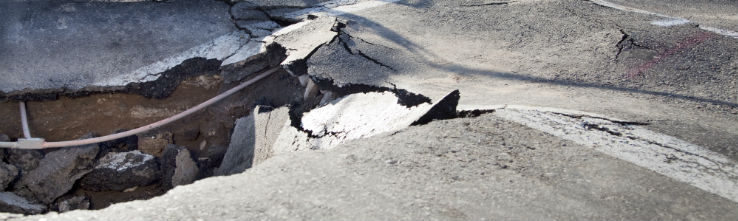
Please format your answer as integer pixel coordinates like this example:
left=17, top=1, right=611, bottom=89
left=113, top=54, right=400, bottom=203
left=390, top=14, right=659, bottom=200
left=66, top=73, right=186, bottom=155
left=0, top=0, right=236, bottom=95
left=10, top=114, right=738, bottom=220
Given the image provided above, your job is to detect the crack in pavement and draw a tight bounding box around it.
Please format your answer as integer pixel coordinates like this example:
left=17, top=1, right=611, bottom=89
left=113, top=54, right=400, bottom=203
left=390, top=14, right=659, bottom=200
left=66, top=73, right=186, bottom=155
left=335, top=32, right=397, bottom=72
left=461, top=1, right=513, bottom=7
left=614, top=29, right=653, bottom=62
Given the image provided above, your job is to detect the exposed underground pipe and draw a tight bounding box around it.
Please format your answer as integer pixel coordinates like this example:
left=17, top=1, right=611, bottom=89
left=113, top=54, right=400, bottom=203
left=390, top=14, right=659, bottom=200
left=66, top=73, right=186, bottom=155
left=20, top=101, right=32, bottom=139
left=0, top=67, right=280, bottom=149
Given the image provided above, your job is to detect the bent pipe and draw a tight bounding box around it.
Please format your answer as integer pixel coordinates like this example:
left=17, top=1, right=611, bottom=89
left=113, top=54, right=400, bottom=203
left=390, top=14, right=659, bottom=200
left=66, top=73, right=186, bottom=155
left=0, top=67, right=280, bottom=149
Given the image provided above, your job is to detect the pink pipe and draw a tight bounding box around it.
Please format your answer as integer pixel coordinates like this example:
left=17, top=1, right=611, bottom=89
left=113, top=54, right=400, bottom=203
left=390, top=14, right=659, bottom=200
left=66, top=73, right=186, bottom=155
left=41, top=67, right=280, bottom=149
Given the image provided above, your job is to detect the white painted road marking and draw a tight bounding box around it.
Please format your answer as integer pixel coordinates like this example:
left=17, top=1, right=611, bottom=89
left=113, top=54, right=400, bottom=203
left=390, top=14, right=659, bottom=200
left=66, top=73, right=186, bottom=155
left=591, top=0, right=738, bottom=39
left=492, top=107, right=738, bottom=203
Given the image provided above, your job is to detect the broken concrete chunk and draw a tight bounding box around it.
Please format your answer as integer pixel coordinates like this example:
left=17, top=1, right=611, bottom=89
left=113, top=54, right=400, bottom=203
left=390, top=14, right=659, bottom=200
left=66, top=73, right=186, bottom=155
left=216, top=106, right=291, bottom=176
left=54, top=195, right=90, bottom=213
left=0, top=192, right=46, bottom=214
left=80, top=151, right=160, bottom=192
left=161, top=145, right=199, bottom=189
left=272, top=16, right=338, bottom=76
left=215, top=113, right=256, bottom=176
left=0, top=163, right=18, bottom=191
left=137, top=132, right=172, bottom=157
left=13, top=142, right=99, bottom=204
left=221, top=43, right=287, bottom=84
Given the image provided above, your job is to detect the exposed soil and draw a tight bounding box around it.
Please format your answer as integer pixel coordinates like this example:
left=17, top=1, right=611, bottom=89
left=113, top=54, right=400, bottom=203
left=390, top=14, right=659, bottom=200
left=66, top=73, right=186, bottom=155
left=0, top=67, right=307, bottom=213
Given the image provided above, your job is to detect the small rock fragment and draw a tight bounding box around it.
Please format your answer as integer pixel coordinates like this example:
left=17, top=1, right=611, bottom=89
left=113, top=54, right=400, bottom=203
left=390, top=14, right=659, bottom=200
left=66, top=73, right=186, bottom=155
left=54, top=195, right=90, bottom=212
left=0, top=192, right=46, bottom=214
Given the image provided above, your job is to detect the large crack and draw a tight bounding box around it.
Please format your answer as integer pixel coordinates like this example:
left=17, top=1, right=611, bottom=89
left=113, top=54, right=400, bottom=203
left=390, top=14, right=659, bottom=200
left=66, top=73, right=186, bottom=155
left=332, top=24, right=397, bottom=72
left=614, top=29, right=653, bottom=62
left=461, top=1, right=513, bottom=7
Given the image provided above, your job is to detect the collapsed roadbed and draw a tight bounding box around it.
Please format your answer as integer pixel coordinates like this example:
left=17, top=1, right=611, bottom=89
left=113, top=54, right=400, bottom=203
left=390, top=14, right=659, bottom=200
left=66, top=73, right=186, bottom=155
left=0, top=5, right=462, bottom=213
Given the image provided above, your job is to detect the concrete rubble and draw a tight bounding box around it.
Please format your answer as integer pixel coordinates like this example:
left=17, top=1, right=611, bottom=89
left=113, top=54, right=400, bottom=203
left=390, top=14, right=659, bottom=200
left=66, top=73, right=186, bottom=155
left=80, top=151, right=160, bottom=192
left=161, top=145, right=199, bottom=189
left=13, top=143, right=99, bottom=205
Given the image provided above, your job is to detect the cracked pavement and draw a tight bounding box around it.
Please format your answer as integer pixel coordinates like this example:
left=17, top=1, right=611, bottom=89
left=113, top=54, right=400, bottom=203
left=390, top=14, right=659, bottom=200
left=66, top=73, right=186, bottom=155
left=1, top=0, right=738, bottom=220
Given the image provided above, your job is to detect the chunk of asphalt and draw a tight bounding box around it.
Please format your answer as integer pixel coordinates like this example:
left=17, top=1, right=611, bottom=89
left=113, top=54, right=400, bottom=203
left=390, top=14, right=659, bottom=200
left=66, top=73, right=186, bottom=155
left=220, top=43, right=287, bottom=84
left=79, top=151, right=160, bottom=192
left=13, top=141, right=99, bottom=204
left=269, top=16, right=339, bottom=76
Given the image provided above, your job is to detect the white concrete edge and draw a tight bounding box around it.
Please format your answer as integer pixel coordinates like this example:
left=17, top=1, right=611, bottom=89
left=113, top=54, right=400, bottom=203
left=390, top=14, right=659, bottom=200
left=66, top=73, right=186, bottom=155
left=590, top=0, right=738, bottom=39
left=92, top=30, right=251, bottom=87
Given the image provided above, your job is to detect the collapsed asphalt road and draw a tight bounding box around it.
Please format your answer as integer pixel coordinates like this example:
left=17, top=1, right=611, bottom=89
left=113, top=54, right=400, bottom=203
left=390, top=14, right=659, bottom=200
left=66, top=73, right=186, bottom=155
left=1, top=0, right=737, bottom=220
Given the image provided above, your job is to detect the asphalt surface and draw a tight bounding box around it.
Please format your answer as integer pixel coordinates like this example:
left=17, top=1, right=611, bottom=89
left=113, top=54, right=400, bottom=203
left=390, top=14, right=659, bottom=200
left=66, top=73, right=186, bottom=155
left=0, top=0, right=236, bottom=94
left=1, top=0, right=737, bottom=220
left=6, top=114, right=737, bottom=220
left=304, top=0, right=738, bottom=159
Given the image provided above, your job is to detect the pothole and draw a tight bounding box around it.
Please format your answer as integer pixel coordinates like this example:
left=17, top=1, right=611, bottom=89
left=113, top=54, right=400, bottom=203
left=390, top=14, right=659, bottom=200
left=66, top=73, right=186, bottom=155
left=0, top=5, right=458, bottom=215
left=0, top=58, right=311, bottom=214
left=0, top=48, right=461, bottom=215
